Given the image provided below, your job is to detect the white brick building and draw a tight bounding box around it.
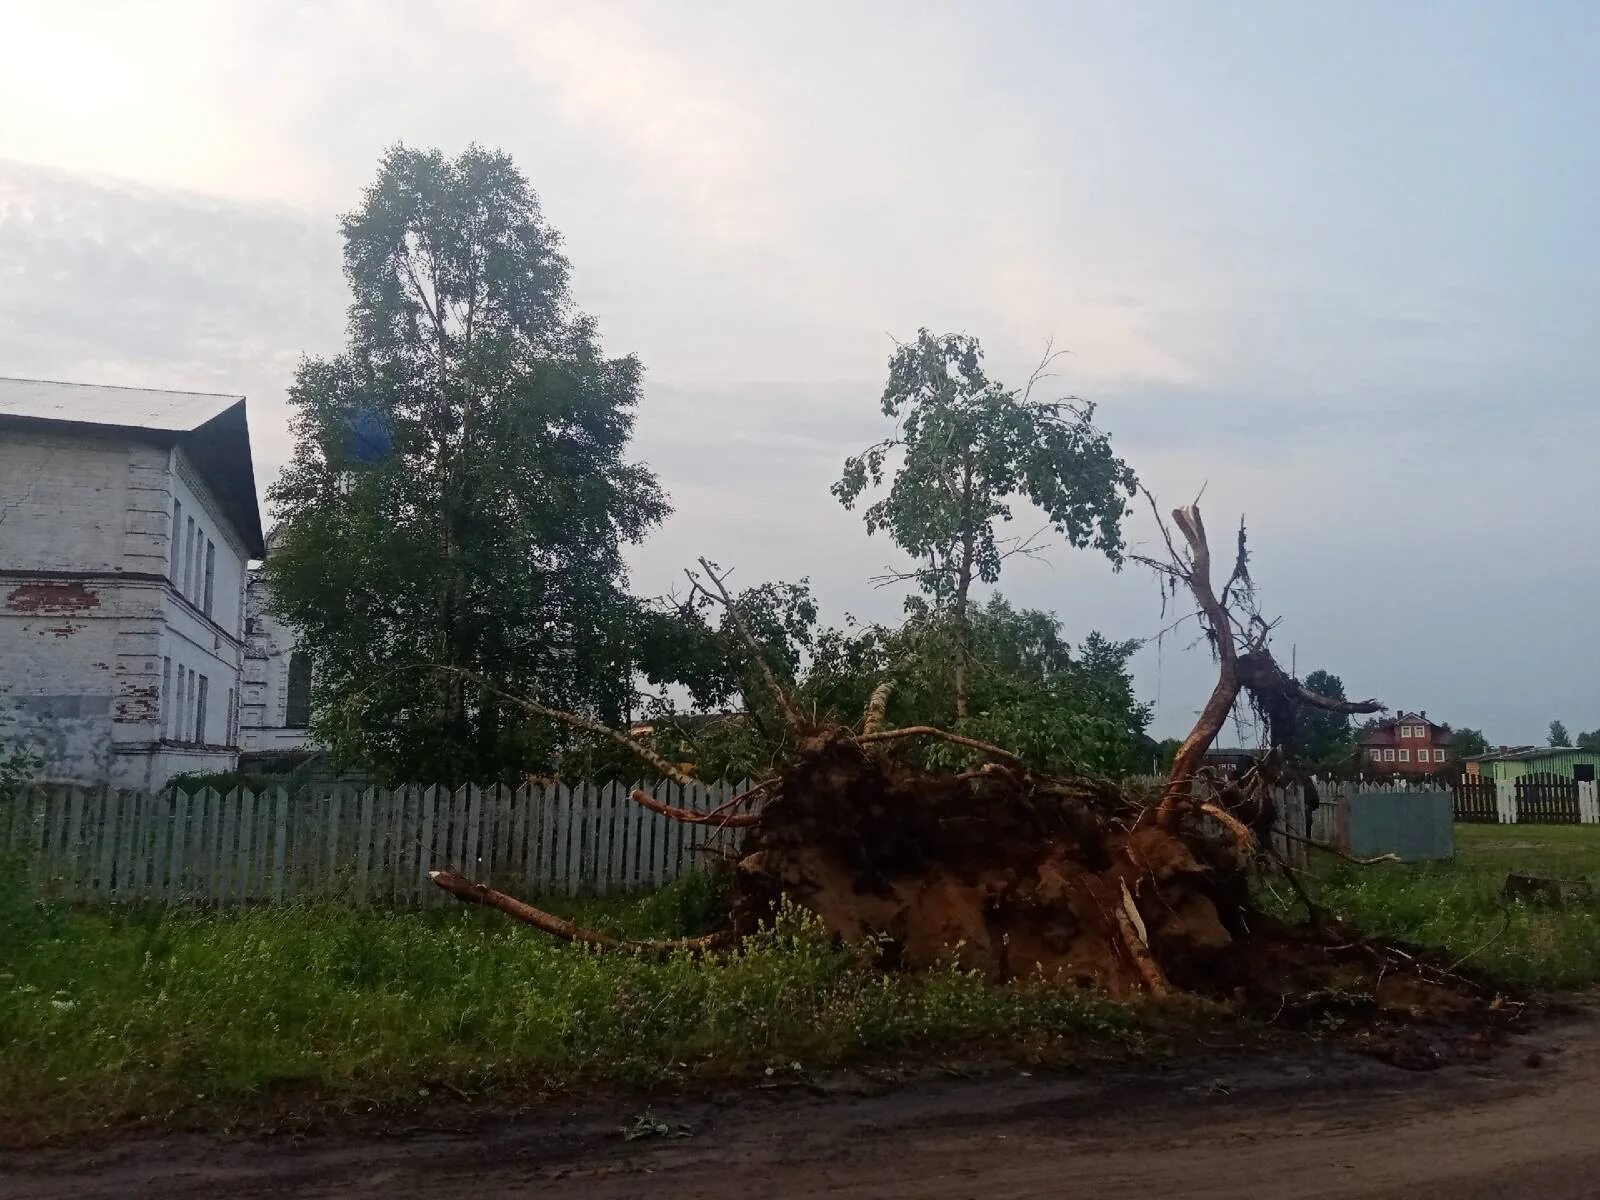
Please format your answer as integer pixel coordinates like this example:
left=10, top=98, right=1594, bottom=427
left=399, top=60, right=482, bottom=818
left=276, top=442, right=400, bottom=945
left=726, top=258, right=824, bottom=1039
left=239, top=534, right=314, bottom=757
left=0, top=377, right=265, bottom=790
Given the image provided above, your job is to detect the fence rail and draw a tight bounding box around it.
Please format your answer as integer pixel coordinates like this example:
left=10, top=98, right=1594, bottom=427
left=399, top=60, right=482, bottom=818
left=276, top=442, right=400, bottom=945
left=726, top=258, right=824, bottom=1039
left=2, top=780, right=750, bottom=906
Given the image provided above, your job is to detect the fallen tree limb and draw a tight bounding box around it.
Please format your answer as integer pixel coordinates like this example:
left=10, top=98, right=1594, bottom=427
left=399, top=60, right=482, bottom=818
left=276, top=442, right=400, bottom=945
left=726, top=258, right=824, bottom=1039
left=628, top=788, right=762, bottom=827
left=428, top=872, right=735, bottom=955
left=1274, top=827, right=1400, bottom=866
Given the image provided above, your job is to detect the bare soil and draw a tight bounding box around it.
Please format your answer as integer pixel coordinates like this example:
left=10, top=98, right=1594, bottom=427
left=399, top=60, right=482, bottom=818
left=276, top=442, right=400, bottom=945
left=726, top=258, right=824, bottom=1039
left=8, top=1010, right=1599, bottom=1199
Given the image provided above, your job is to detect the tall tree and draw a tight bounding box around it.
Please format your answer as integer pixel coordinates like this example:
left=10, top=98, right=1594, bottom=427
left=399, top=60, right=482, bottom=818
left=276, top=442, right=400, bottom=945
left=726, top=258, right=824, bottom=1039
left=268, top=144, right=667, bottom=781
left=1549, top=720, right=1572, bottom=748
left=1450, top=727, right=1491, bottom=762
left=1577, top=728, right=1600, bottom=751
left=1290, top=669, right=1355, bottom=768
left=832, top=330, right=1136, bottom=718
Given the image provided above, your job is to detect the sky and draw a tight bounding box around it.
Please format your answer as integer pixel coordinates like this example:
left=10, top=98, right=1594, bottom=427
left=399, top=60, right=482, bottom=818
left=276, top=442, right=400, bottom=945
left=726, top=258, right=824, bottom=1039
left=2, top=1, right=1596, bottom=744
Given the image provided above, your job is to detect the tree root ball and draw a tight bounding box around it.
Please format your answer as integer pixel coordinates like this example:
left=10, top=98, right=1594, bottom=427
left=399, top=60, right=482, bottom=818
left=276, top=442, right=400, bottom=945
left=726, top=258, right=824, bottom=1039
left=727, top=731, right=1496, bottom=1024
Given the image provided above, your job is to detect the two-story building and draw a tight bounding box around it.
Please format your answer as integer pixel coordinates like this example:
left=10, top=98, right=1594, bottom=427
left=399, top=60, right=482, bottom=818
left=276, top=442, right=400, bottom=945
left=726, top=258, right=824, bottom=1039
left=0, top=376, right=265, bottom=789
left=1358, top=710, right=1453, bottom=775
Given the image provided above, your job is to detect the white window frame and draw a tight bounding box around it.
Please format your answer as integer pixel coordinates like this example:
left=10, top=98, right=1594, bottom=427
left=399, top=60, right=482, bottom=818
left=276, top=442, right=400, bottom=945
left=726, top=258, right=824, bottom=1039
left=1434, top=748, right=1445, bottom=763
left=1368, top=748, right=1383, bottom=761
left=1399, top=748, right=1410, bottom=763
left=1384, top=748, right=1396, bottom=762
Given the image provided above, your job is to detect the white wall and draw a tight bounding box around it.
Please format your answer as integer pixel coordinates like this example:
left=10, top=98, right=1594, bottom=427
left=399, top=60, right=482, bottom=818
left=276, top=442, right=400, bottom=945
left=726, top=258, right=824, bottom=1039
left=0, top=427, right=251, bottom=789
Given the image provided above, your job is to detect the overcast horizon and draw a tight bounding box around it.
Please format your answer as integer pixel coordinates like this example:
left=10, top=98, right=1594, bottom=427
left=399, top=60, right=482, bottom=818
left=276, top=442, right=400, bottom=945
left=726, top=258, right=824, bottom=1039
left=3, top=2, right=1596, bottom=744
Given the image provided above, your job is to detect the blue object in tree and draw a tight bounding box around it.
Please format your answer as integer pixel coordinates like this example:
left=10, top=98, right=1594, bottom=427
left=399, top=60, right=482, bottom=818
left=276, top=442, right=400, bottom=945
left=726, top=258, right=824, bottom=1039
left=346, top=407, right=392, bottom=464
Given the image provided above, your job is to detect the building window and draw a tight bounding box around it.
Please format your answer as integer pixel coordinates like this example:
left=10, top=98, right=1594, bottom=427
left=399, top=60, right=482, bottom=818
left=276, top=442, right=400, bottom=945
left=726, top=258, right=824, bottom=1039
left=1434, top=749, right=1445, bottom=763
left=1368, top=748, right=1382, bottom=761
left=161, top=657, right=172, bottom=737
left=195, top=675, right=209, bottom=744
left=1384, top=748, right=1396, bottom=762
left=203, top=540, right=216, bottom=617
left=227, top=686, right=236, bottom=744
left=184, top=517, right=197, bottom=598
left=285, top=652, right=312, bottom=729
left=171, top=500, right=183, bottom=582
left=1399, top=749, right=1410, bottom=763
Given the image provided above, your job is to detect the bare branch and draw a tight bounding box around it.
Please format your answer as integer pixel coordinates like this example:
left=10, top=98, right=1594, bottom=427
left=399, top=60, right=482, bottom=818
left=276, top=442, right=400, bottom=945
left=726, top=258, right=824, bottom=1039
left=692, top=557, right=810, bottom=733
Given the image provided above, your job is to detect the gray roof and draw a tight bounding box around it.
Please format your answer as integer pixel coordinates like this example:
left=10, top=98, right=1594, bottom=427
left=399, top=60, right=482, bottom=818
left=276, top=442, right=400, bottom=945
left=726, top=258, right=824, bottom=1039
left=0, top=375, right=264, bottom=556
left=1465, top=745, right=1597, bottom=763
left=0, top=376, right=241, bottom=429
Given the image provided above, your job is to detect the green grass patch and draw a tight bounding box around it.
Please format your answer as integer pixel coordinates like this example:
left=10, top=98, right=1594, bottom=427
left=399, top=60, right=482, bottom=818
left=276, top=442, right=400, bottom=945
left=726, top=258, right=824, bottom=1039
left=0, top=872, right=1144, bottom=1142
left=1296, top=823, right=1600, bottom=990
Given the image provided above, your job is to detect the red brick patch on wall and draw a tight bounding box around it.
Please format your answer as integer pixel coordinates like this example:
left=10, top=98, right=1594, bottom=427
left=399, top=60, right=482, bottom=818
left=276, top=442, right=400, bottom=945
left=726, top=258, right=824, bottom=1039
left=6, top=581, right=102, bottom=615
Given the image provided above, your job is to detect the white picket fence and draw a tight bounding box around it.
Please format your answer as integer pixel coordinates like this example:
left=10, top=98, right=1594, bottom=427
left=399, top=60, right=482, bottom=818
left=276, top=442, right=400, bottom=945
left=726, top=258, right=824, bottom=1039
left=4, top=774, right=1480, bottom=908
left=2, top=780, right=751, bottom=906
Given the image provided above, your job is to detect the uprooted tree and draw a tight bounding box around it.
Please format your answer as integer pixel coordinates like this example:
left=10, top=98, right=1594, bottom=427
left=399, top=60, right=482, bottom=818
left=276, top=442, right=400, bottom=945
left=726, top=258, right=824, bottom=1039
left=426, top=514, right=1503, bottom=1019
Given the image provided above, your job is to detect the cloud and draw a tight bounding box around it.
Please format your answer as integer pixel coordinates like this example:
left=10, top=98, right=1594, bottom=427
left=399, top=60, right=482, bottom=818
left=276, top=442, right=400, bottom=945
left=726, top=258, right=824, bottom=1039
left=0, top=160, right=344, bottom=485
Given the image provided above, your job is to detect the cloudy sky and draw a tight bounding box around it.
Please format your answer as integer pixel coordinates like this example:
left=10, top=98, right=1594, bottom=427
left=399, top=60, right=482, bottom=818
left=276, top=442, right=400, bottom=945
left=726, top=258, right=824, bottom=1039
left=3, top=1, right=1596, bottom=743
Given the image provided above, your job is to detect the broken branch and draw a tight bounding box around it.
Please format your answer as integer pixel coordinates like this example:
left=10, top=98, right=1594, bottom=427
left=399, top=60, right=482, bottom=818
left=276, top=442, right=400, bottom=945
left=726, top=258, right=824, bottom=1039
left=429, top=872, right=734, bottom=955
left=628, top=788, right=761, bottom=827
left=693, top=557, right=810, bottom=733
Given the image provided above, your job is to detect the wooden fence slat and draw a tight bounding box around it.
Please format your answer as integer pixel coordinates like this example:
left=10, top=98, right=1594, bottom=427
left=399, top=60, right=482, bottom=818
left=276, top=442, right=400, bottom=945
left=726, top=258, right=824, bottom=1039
left=549, top=782, right=570, bottom=895
left=268, top=787, right=287, bottom=903
left=164, top=788, right=187, bottom=901
left=527, top=783, right=549, bottom=894
left=416, top=785, right=437, bottom=903
left=465, top=784, right=484, bottom=883
left=218, top=789, right=239, bottom=905
left=43, top=785, right=67, bottom=893
left=510, top=783, right=530, bottom=892
left=97, top=786, right=120, bottom=899
left=236, top=787, right=255, bottom=902
left=60, top=786, right=85, bottom=900
left=356, top=786, right=375, bottom=901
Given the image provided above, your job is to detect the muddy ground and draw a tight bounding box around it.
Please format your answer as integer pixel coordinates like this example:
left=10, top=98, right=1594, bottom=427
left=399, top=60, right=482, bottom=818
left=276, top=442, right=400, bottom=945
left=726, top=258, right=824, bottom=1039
left=6, top=1009, right=1599, bottom=1199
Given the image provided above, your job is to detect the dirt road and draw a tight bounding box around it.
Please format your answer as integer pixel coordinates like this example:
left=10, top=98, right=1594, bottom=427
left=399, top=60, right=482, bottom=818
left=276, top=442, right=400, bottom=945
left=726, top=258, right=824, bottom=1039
left=8, top=1017, right=1600, bottom=1199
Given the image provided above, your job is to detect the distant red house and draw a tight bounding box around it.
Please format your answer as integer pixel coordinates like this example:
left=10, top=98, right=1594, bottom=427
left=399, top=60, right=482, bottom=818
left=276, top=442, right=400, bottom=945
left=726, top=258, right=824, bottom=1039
left=1359, top=711, right=1453, bottom=774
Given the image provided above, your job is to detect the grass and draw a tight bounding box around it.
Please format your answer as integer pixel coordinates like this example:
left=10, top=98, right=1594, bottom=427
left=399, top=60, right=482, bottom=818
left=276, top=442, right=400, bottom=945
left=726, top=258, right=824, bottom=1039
left=1298, top=823, right=1600, bottom=989
left=7, top=823, right=1597, bottom=1143
left=0, top=870, right=1145, bottom=1143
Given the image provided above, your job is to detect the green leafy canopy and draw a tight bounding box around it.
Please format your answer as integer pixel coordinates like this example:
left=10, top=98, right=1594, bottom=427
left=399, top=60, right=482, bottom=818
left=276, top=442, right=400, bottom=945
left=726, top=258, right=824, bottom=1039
left=267, top=144, right=667, bottom=782
left=832, top=330, right=1137, bottom=601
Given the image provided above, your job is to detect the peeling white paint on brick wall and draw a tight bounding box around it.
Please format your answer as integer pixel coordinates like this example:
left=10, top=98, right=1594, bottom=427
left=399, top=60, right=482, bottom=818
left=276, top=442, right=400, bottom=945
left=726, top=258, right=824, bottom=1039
left=0, top=425, right=250, bottom=788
